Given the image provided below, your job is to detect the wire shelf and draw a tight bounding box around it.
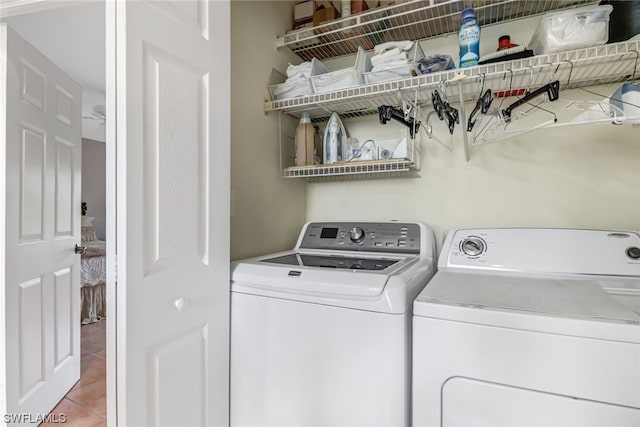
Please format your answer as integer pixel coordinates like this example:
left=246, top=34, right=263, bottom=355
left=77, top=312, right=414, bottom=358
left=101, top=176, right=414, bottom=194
left=282, top=159, right=416, bottom=178
left=265, top=40, right=640, bottom=120
left=277, top=0, right=599, bottom=61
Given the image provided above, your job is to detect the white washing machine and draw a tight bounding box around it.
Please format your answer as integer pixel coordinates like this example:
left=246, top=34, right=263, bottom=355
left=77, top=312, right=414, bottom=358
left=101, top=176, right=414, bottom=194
left=230, top=221, right=436, bottom=426
left=413, top=228, right=640, bottom=426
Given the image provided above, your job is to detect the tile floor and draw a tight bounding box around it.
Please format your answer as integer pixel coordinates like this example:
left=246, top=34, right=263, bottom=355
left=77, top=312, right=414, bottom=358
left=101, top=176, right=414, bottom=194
left=42, top=320, right=107, bottom=427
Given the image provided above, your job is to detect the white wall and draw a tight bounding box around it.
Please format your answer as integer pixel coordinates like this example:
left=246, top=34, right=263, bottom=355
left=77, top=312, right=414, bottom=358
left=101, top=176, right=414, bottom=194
left=231, top=0, right=307, bottom=260
left=81, top=138, right=106, bottom=240
left=307, top=14, right=640, bottom=248
left=307, top=107, right=640, bottom=247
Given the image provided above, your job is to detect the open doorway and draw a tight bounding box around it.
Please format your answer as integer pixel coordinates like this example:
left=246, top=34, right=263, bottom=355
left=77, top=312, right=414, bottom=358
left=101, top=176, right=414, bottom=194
left=2, top=2, right=108, bottom=424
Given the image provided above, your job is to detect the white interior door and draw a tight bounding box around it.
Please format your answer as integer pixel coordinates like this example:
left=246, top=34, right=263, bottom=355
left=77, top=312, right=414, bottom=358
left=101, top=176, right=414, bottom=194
left=107, top=1, right=230, bottom=425
left=1, top=23, right=82, bottom=422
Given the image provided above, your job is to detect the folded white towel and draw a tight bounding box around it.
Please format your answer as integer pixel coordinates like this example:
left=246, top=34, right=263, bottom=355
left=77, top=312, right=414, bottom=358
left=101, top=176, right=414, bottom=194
left=374, top=40, right=413, bottom=55
left=370, top=48, right=407, bottom=68
left=312, top=68, right=360, bottom=93
left=286, top=73, right=308, bottom=82
left=286, top=61, right=313, bottom=79
left=372, top=60, right=413, bottom=72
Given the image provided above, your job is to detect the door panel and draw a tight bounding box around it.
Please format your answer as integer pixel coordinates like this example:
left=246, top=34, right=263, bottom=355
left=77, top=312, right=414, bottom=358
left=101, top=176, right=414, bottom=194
left=53, top=267, right=73, bottom=367
left=142, top=44, right=208, bottom=269
left=19, top=124, right=46, bottom=241
left=3, top=23, right=82, bottom=421
left=55, top=138, right=74, bottom=236
left=149, top=326, right=207, bottom=426
left=18, top=277, right=45, bottom=399
left=111, top=0, right=230, bottom=424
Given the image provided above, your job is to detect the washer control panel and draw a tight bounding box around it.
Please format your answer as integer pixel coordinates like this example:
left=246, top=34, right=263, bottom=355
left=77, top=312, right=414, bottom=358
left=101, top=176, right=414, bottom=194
left=459, top=236, right=487, bottom=258
left=443, top=228, right=640, bottom=276
left=299, top=222, right=422, bottom=254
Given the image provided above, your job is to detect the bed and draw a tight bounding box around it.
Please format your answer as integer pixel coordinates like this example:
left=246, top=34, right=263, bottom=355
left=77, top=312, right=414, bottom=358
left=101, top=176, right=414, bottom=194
left=81, top=223, right=106, bottom=324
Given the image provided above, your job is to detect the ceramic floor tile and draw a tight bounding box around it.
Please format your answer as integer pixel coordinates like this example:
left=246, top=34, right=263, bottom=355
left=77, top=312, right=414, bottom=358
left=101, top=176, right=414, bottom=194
left=66, top=379, right=107, bottom=418
left=80, top=322, right=106, bottom=356
left=72, top=353, right=106, bottom=391
left=40, top=398, right=104, bottom=426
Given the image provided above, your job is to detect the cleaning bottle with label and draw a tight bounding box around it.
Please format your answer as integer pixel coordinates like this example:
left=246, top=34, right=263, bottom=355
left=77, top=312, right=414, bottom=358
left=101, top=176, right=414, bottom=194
left=458, top=8, right=480, bottom=68
left=295, top=112, right=315, bottom=166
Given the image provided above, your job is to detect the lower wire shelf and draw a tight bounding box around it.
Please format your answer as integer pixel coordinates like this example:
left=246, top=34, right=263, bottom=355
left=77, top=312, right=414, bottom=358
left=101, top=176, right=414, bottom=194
left=282, top=159, right=417, bottom=179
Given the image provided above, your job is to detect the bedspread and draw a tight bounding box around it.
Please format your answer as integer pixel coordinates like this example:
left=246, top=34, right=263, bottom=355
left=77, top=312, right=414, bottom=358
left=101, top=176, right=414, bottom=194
left=81, top=241, right=106, bottom=287
left=81, top=240, right=106, bottom=324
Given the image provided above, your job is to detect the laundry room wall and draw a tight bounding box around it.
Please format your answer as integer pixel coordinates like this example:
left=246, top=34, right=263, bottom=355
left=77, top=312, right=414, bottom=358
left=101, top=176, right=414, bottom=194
left=232, top=1, right=640, bottom=253
left=307, top=109, right=640, bottom=247
left=230, top=0, right=307, bottom=260
left=304, top=15, right=640, bottom=247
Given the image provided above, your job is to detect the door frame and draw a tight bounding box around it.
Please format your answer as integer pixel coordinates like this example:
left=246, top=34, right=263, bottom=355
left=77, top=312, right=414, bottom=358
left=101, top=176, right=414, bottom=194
left=0, top=1, right=117, bottom=423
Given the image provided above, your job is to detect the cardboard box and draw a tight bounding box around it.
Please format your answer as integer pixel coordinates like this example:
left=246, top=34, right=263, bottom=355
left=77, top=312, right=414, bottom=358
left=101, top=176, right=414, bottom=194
left=351, top=0, right=369, bottom=14
left=294, top=0, right=316, bottom=23
left=313, top=6, right=340, bottom=27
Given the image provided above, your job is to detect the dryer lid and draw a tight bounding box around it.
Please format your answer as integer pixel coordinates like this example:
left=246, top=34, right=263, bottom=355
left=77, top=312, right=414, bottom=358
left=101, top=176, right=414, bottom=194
left=414, top=272, right=640, bottom=342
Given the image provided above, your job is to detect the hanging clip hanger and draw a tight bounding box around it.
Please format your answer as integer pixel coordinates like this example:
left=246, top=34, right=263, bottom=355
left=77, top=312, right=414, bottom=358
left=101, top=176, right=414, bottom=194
left=501, top=80, right=560, bottom=122
left=431, top=81, right=459, bottom=134
left=467, top=74, right=492, bottom=131
left=431, top=90, right=459, bottom=134
left=378, top=105, right=421, bottom=138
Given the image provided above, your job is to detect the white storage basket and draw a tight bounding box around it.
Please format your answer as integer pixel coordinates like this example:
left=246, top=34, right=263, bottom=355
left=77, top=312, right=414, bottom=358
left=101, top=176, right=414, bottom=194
left=364, top=42, right=425, bottom=84
left=268, top=58, right=328, bottom=101
left=528, top=4, right=613, bottom=55
left=310, top=46, right=371, bottom=93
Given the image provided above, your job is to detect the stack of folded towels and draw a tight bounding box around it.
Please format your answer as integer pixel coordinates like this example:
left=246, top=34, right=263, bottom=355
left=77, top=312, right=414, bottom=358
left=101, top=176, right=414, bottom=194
left=272, top=61, right=315, bottom=99
left=370, top=40, right=414, bottom=73
left=286, top=61, right=314, bottom=82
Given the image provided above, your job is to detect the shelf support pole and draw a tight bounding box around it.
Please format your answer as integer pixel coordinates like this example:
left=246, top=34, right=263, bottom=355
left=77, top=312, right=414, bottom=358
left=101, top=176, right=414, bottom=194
left=451, top=73, right=470, bottom=165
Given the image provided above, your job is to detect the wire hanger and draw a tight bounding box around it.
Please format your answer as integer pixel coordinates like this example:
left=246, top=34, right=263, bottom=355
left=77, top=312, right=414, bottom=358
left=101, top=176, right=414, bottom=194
left=477, top=66, right=561, bottom=143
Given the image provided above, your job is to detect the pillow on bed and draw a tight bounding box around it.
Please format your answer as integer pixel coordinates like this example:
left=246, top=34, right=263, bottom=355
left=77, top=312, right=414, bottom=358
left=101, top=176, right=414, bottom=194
left=81, top=226, right=97, bottom=243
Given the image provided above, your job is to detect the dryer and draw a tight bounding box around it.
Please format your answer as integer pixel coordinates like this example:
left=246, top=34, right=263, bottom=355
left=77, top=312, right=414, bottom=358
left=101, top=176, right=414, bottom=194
left=413, top=228, right=640, bottom=426
left=230, top=221, right=436, bottom=426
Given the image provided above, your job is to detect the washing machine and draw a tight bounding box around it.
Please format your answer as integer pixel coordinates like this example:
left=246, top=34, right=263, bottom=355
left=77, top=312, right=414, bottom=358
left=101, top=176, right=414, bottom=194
left=412, top=228, right=640, bottom=426
left=230, top=221, right=436, bottom=426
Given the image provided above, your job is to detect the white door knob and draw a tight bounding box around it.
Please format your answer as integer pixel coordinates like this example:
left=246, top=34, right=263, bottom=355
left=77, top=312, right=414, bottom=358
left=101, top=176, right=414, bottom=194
left=174, top=297, right=186, bottom=312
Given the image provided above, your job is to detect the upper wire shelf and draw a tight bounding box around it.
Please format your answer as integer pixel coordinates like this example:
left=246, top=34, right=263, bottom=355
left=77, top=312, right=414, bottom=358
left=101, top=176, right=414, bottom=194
left=265, top=40, right=640, bottom=121
left=277, top=0, right=599, bottom=61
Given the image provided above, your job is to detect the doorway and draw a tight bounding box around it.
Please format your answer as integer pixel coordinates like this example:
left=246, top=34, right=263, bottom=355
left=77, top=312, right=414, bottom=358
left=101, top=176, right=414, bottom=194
left=2, top=2, right=109, bottom=424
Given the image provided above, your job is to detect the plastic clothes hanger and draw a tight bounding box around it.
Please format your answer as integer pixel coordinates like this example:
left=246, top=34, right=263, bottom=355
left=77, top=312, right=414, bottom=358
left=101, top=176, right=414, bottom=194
left=378, top=104, right=421, bottom=138
left=431, top=80, right=459, bottom=134
left=501, top=80, right=560, bottom=122
left=467, top=74, right=493, bottom=131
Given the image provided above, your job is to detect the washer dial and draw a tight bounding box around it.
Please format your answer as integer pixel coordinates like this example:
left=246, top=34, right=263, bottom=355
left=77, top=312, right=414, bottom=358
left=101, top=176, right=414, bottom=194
left=460, top=236, right=486, bottom=257
left=349, top=227, right=366, bottom=243
left=627, top=246, right=640, bottom=260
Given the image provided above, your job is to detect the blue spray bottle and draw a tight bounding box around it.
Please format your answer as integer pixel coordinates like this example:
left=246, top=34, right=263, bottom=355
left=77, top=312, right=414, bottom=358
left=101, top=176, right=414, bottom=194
left=458, top=8, right=480, bottom=68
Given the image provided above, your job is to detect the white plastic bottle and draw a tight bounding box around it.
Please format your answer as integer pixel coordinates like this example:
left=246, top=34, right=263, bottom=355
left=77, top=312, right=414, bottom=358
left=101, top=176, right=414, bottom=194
left=458, top=8, right=480, bottom=68
left=295, top=112, right=315, bottom=166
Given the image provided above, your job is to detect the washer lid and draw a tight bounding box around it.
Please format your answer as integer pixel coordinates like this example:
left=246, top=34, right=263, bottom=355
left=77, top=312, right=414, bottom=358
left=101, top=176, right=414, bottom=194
left=261, top=253, right=400, bottom=271
left=414, top=272, right=640, bottom=341
left=232, top=251, right=415, bottom=298
left=232, top=250, right=435, bottom=313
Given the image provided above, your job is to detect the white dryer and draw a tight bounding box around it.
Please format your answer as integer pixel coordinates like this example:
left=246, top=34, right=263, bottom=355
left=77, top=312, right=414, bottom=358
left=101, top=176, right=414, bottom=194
left=413, top=228, right=640, bottom=426
left=231, top=221, right=436, bottom=426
